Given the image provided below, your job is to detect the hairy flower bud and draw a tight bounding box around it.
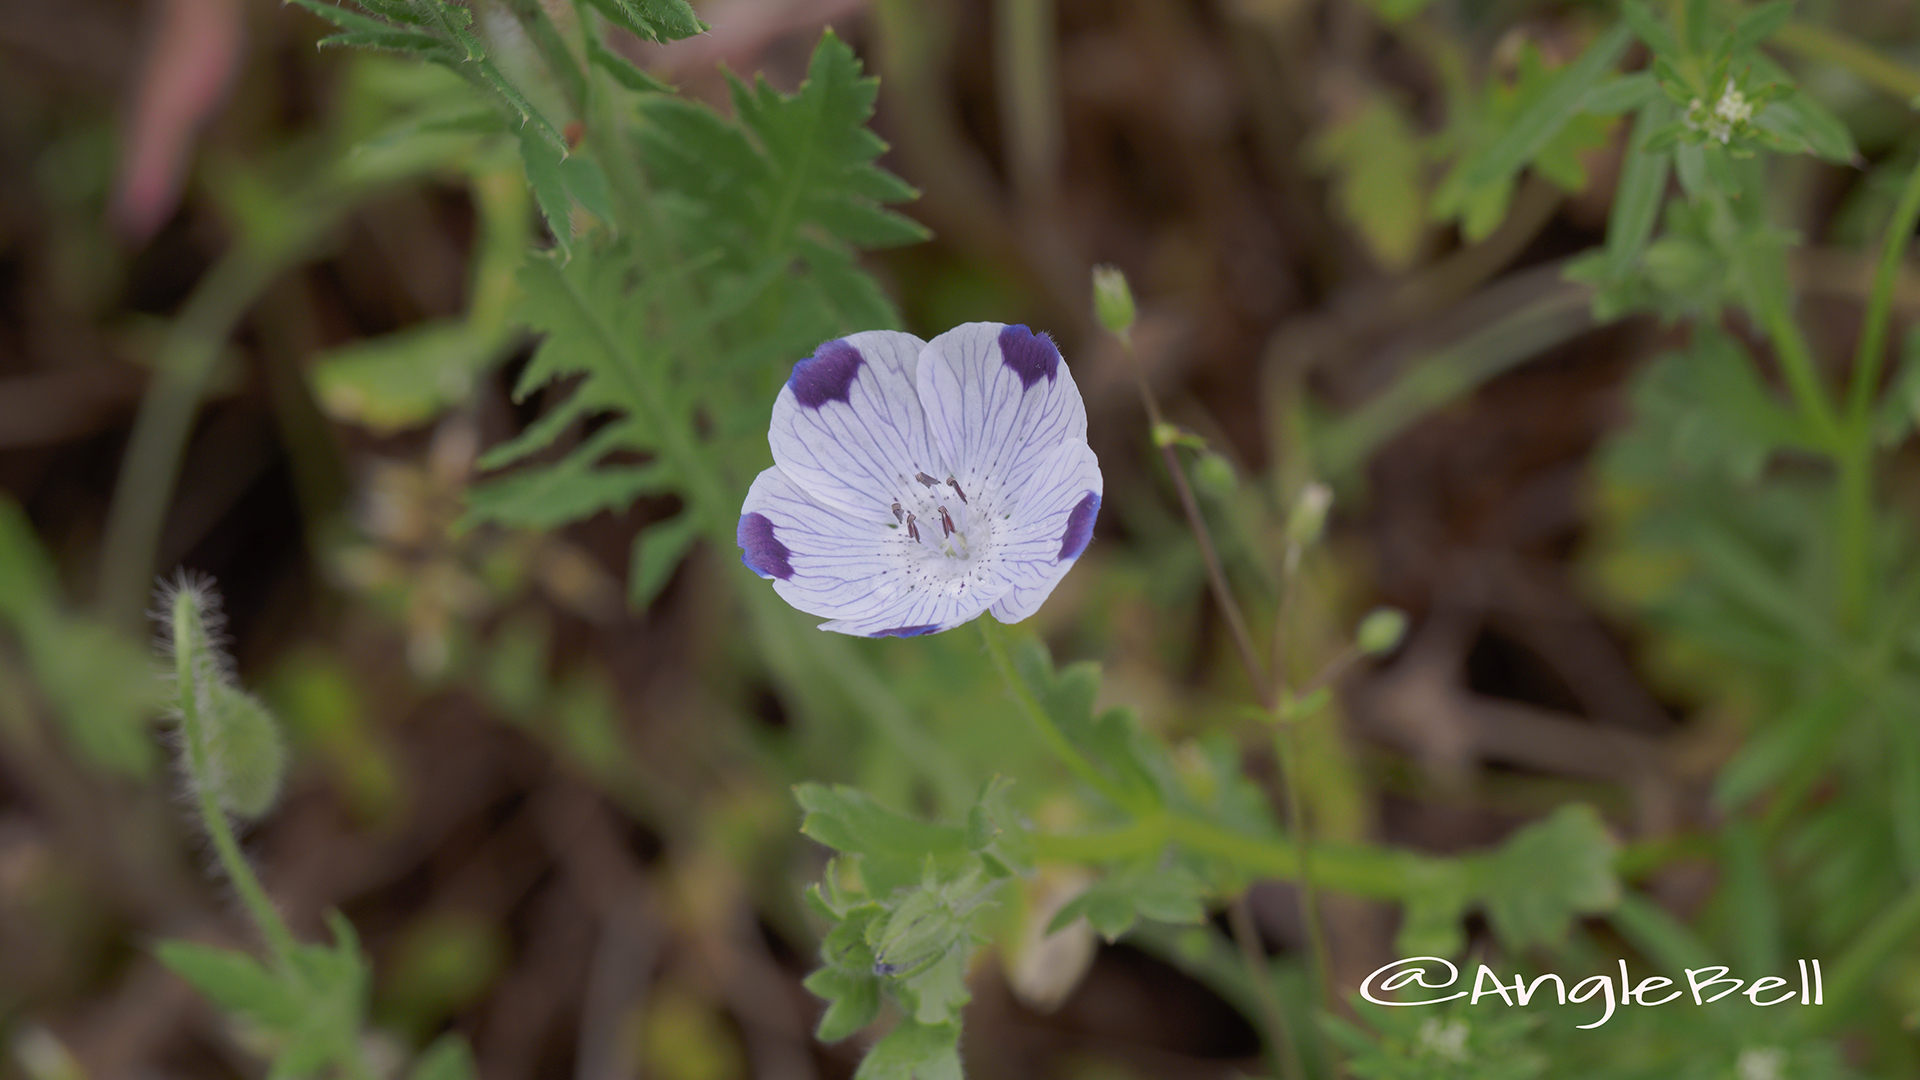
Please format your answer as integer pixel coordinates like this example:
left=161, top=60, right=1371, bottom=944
left=1091, top=264, right=1136, bottom=338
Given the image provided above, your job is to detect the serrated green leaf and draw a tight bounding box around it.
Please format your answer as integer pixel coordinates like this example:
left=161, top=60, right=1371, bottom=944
left=1472, top=804, right=1620, bottom=950
left=1049, top=864, right=1206, bottom=941
left=477, top=59, right=565, bottom=151
left=628, top=514, right=699, bottom=610
left=795, top=783, right=973, bottom=894
left=464, top=448, right=670, bottom=530
left=803, top=966, right=882, bottom=1041
left=852, top=1019, right=963, bottom=1080
left=317, top=28, right=451, bottom=54
left=158, top=941, right=303, bottom=1029
left=586, top=37, right=672, bottom=93
left=581, top=0, right=706, bottom=43
left=518, top=125, right=575, bottom=257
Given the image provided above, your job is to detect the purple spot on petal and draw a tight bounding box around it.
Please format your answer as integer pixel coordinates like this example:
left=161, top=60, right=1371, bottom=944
left=738, top=512, right=793, bottom=580
left=788, top=339, right=865, bottom=408
left=999, top=324, right=1060, bottom=390
left=1058, top=492, right=1099, bottom=561
left=871, top=624, right=943, bottom=637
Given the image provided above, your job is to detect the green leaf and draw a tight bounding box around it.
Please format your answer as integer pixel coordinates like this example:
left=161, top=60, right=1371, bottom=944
left=1622, top=1, right=1682, bottom=68
left=518, top=125, right=576, bottom=258
left=587, top=37, right=673, bottom=93
left=1731, top=0, right=1796, bottom=57
left=580, top=0, right=707, bottom=43
left=407, top=1035, right=479, bottom=1080
left=1458, top=24, right=1631, bottom=190
left=1584, top=72, right=1660, bottom=115
left=803, top=965, right=882, bottom=1042
left=464, top=447, right=670, bottom=530
left=1049, top=863, right=1207, bottom=941
left=157, top=941, right=302, bottom=1030
left=1603, top=100, right=1674, bottom=283
left=795, top=783, right=972, bottom=894
left=1309, top=95, right=1427, bottom=270
left=1433, top=30, right=1627, bottom=237
left=1472, top=804, right=1620, bottom=951
left=638, top=29, right=927, bottom=270
left=628, top=514, right=699, bottom=611
left=852, top=1019, right=963, bottom=1080
left=310, top=320, right=511, bottom=433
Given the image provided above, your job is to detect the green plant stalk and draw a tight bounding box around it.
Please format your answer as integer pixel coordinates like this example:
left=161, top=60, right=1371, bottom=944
left=96, top=250, right=272, bottom=632
left=171, top=591, right=300, bottom=970
left=978, top=618, right=1136, bottom=810
left=1834, top=159, right=1920, bottom=627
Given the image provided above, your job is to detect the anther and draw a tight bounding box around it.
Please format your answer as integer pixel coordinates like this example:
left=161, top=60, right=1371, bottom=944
left=939, top=505, right=955, bottom=537
left=906, top=513, right=920, bottom=542
left=946, top=477, right=968, bottom=504
left=891, top=501, right=904, bottom=524
left=914, top=471, right=939, bottom=488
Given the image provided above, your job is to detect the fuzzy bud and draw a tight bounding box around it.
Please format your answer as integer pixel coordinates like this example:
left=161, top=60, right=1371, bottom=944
left=1356, top=607, right=1409, bottom=657
left=1091, top=265, right=1136, bottom=338
left=160, top=575, right=288, bottom=821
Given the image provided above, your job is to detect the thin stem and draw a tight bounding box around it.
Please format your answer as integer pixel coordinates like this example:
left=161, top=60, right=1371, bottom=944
left=1227, top=893, right=1303, bottom=1080
left=978, top=619, right=1135, bottom=809
left=1273, top=718, right=1333, bottom=1008
left=97, top=250, right=271, bottom=631
left=1123, top=343, right=1272, bottom=707
left=172, top=592, right=299, bottom=970
left=1845, top=156, right=1920, bottom=427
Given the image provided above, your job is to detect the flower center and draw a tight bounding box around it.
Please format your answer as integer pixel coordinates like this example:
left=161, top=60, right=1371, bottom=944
left=886, top=467, right=1001, bottom=596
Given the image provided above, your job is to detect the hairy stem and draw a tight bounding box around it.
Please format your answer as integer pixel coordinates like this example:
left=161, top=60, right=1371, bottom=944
left=172, top=591, right=299, bottom=969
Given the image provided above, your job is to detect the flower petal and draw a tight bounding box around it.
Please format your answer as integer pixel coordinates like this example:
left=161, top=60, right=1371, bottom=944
left=916, top=323, right=1088, bottom=502
left=769, top=330, right=944, bottom=521
left=987, top=441, right=1102, bottom=624
left=741, top=467, right=999, bottom=636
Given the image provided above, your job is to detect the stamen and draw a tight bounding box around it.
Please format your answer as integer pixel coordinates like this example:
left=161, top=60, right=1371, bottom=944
left=938, top=505, right=955, bottom=537
left=906, top=513, right=919, bottom=542
left=891, top=501, right=904, bottom=524
left=946, top=477, right=968, bottom=504
left=914, top=471, right=939, bottom=488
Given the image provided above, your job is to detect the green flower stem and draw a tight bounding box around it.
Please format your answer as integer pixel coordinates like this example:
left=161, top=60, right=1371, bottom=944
left=978, top=618, right=1137, bottom=810
left=1845, top=157, right=1920, bottom=426
left=171, top=591, right=300, bottom=971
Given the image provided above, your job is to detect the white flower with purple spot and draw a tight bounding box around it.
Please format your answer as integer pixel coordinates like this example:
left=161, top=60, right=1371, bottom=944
left=737, top=323, right=1102, bottom=637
